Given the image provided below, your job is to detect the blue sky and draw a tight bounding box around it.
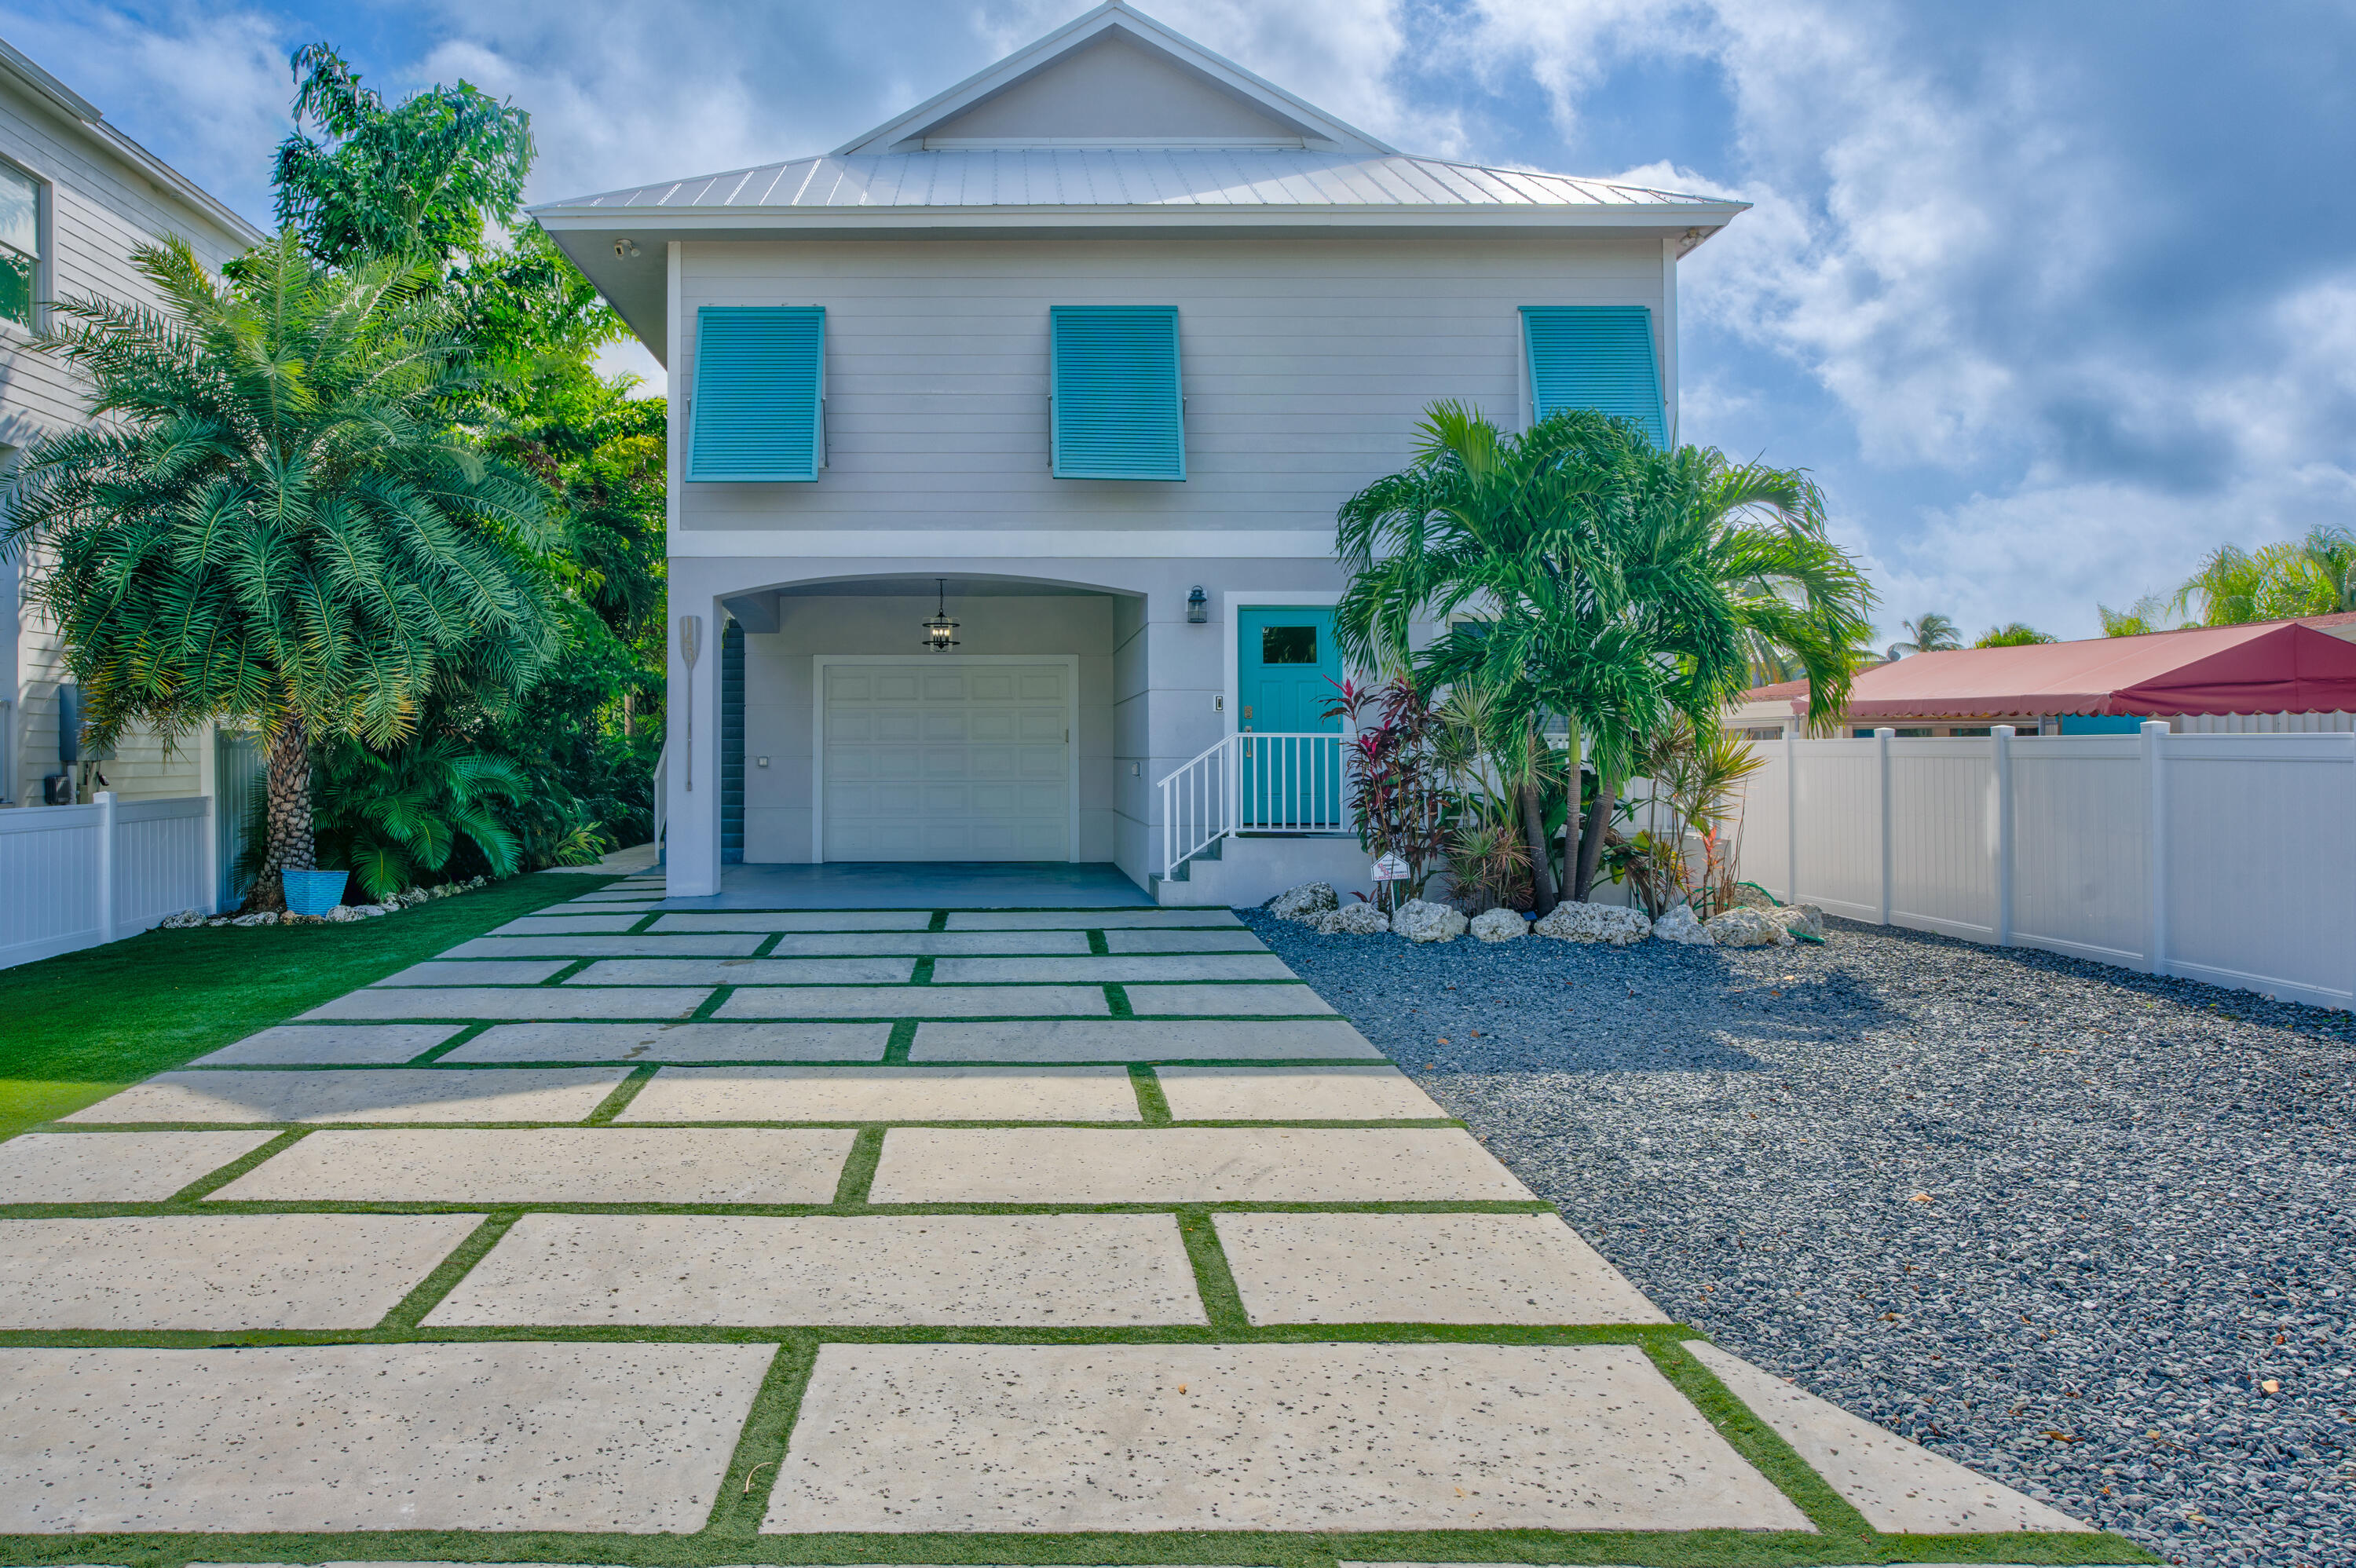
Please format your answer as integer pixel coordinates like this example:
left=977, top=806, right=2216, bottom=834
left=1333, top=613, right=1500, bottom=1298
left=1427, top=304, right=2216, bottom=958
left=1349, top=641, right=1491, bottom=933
left=10, top=0, right=2352, bottom=639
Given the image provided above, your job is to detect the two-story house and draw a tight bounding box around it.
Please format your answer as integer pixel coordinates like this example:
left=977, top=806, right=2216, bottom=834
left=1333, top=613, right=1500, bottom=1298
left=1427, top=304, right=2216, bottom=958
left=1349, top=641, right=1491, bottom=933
left=0, top=38, right=263, bottom=813
left=534, top=2, right=1743, bottom=902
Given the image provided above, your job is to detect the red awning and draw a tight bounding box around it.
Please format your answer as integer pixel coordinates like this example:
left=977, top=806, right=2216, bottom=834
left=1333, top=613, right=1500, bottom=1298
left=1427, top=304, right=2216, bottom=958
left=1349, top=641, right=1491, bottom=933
left=1831, top=622, right=2356, bottom=719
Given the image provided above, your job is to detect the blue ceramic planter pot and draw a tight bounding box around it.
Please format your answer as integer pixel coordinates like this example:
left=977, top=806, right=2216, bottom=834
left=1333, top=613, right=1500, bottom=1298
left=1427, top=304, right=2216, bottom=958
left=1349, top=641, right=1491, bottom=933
left=283, top=868, right=350, bottom=918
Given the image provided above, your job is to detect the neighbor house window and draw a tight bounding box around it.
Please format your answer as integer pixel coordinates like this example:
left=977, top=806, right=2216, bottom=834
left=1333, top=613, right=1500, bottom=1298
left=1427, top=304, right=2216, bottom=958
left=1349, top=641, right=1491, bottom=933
left=1520, top=305, right=1666, bottom=446
left=1050, top=305, right=1184, bottom=480
left=686, top=305, right=825, bottom=481
left=0, top=161, right=41, bottom=329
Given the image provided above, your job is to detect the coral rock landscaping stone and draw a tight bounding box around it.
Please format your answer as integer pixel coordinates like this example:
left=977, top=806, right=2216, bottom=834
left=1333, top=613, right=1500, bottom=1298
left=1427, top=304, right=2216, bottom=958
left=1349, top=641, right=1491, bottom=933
left=620, top=1065, right=1143, bottom=1123
left=1706, top=907, right=1793, bottom=948
left=210, top=1127, right=856, bottom=1204
left=424, top=1212, right=1205, bottom=1328
left=1772, top=901, right=1827, bottom=938
left=717, top=985, right=1110, bottom=1019
left=0, top=1341, right=771, bottom=1532
left=1265, top=880, right=1337, bottom=921
left=0, top=1213, right=479, bottom=1330
left=1650, top=904, right=1717, bottom=946
left=189, top=1022, right=463, bottom=1066
left=869, top=1126, right=1531, bottom=1204
left=1153, top=1065, right=1447, bottom=1120
left=764, top=1341, right=1809, bottom=1533
left=1214, top=1212, right=1669, bottom=1325
left=446, top=1020, right=892, bottom=1063
left=63, top=1067, right=631, bottom=1125
left=1469, top=907, right=1528, bottom=942
left=1391, top=898, right=1469, bottom=943
left=1308, top=901, right=1389, bottom=934
left=0, top=1130, right=280, bottom=1203
left=909, top=1018, right=1383, bottom=1062
left=1532, top=901, right=1653, bottom=945
left=1686, top=1340, right=2091, bottom=1534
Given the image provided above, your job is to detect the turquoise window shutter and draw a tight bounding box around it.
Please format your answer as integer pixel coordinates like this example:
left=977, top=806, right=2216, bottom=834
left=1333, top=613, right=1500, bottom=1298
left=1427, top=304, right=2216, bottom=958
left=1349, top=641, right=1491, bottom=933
left=689, top=305, right=824, bottom=481
left=1521, top=306, right=1666, bottom=447
left=1051, top=305, right=1184, bottom=480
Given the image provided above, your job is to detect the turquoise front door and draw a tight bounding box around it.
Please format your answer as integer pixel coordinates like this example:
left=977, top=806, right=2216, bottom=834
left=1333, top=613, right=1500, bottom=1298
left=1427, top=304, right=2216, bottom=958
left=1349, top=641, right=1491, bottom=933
left=1238, top=606, right=1345, bottom=828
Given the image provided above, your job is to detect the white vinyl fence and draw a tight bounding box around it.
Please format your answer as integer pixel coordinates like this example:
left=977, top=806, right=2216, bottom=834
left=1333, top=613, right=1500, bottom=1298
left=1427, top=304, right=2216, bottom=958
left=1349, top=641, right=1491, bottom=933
left=0, top=793, right=215, bottom=970
left=1739, top=724, right=2356, bottom=1011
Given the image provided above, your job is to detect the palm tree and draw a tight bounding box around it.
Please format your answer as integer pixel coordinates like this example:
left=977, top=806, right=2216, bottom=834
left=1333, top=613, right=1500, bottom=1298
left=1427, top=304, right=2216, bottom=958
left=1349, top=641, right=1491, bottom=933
left=1, top=236, right=562, bottom=909
left=2171, top=528, right=2356, bottom=626
left=1336, top=404, right=1871, bottom=906
left=1886, top=611, right=1961, bottom=658
left=1974, top=622, right=2058, bottom=647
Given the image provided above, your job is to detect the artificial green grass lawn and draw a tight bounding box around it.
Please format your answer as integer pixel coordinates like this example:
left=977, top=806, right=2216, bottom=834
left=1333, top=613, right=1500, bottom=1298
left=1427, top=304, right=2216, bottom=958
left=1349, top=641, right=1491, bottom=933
left=0, top=870, right=614, bottom=1141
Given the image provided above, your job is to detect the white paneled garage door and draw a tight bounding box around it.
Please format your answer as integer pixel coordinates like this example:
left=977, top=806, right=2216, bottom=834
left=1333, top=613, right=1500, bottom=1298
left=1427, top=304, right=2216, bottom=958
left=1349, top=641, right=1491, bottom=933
left=821, top=660, right=1073, bottom=861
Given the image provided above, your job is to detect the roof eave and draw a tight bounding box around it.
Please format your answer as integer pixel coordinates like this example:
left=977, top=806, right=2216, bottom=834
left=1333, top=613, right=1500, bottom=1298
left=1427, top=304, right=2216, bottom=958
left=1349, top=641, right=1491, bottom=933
left=532, top=201, right=1750, bottom=232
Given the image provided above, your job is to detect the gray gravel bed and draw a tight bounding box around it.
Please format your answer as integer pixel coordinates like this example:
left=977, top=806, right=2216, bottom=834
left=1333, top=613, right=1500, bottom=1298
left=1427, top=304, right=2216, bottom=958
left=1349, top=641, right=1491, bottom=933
left=1242, top=908, right=2355, bottom=1568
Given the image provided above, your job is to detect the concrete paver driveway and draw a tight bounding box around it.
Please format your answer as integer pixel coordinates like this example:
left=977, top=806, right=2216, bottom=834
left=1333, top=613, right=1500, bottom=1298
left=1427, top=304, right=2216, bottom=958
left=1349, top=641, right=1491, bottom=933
left=0, top=872, right=2135, bottom=1564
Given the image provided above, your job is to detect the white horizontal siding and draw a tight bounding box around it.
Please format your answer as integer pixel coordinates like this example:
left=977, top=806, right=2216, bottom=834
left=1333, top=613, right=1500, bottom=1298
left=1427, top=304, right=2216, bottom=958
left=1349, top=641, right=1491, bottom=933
left=0, top=72, right=251, bottom=807
left=674, top=233, right=1666, bottom=540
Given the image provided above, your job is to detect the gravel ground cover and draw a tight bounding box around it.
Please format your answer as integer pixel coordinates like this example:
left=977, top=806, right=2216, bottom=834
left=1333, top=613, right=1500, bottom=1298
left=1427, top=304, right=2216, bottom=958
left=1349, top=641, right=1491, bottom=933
left=1242, top=907, right=2356, bottom=1568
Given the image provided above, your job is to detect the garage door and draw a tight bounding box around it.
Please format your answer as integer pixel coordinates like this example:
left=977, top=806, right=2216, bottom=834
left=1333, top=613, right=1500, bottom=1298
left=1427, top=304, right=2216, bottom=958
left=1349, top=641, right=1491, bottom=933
left=821, top=661, right=1071, bottom=861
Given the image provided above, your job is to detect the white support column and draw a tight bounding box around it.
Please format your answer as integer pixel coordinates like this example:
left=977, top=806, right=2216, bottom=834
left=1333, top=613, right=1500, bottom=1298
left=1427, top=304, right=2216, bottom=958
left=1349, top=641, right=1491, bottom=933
left=1783, top=727, right=1798, bottom=904
left=2142, top=719, right=2170, bottom=976
left=93, top=788, right=115, bottom=941
left=665, top=605, right=723, bottom=897
left=1875, top=727, right=1895, bottom=926
left=1992, top=726, right=2015, bottom=946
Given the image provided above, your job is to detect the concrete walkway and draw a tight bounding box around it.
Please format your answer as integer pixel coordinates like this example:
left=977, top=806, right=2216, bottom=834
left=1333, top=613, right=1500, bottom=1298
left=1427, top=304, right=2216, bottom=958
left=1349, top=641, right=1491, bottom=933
left=0, top=872, right=2139, bottom=1564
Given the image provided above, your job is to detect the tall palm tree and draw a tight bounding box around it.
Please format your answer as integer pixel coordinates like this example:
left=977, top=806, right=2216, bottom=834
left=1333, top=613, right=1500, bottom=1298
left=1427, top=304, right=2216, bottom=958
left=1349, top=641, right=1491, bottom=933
left=1337, top=404, right=1871, bottom=906
left=2171, top=528, right=2356, bottom=626
left=1886, top=611, right=1961, bottom=657
left=1, top=235, right=562, bottom=909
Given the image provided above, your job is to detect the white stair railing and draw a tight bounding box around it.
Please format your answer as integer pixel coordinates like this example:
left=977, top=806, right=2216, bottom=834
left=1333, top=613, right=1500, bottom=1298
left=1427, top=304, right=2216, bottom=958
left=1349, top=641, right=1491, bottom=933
left=1157, top=731, right=1351, bottom=875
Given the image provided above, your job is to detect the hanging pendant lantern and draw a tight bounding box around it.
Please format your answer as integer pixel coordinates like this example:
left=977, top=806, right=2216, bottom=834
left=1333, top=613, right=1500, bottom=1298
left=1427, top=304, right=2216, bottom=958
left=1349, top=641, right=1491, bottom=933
left=922, top=578, right=960, bottom=652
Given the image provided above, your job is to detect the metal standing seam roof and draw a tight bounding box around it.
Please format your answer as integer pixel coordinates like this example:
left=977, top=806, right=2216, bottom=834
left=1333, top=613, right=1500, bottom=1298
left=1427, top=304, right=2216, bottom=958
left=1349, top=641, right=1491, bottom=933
left=534, top=148, right=1731, bottom=214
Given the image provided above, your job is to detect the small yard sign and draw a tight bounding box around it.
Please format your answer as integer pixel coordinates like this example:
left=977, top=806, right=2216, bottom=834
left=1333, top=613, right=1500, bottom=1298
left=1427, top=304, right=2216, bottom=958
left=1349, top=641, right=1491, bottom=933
left=1371, top=853, right=1409, bottom=882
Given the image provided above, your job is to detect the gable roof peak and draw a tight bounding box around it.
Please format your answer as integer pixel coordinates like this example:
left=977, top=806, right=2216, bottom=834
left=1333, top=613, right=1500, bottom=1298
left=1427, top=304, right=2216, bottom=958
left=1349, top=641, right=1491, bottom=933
left=833, top=2, right=1396, bottom=157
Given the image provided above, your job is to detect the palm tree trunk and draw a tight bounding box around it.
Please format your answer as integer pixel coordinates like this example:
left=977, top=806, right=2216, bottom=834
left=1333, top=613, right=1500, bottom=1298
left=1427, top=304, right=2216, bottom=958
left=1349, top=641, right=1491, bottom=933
left=1571, top=772, right=1619, bottom=903
left=243, top=712, right=316, bottom=913
left=1519, top=780, right=1557, bottom=915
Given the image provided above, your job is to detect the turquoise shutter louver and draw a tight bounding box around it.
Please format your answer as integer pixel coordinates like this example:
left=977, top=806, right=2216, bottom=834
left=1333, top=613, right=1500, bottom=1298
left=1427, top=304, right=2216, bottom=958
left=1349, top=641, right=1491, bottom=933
left=689, top=305, right=825, bottom=481
left=1521, top=306, right=1666, bottom=447
left=1050, top=305, right=1184, bottom=480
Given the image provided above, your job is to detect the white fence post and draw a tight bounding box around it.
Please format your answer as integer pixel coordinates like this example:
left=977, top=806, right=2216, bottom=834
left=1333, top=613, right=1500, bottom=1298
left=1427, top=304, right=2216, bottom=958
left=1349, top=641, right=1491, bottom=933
left=1992, top=726, right=2015, bottom=946
left=94, top=789, right=117, bottom=942
left=1875, top=727, right=1895, bottom=926
left=2142, top=719, right=2170, bottom=977
left=1783, top=726, right=1798, bottom=903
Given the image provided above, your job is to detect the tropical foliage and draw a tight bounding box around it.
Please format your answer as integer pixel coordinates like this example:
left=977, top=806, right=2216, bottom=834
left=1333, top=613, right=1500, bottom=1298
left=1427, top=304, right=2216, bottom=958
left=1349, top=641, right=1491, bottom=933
left=1974, top=622, right=2058, bottom=647
left=2100, top=526, right=2356, bottom=635
left=1333, top=404, right=1872, bottom=910
left=308, top=736, right=531, bottom=902
left=1, top=236, right=564, bottom=908
left=1886, top=611, right=1962, bottom=658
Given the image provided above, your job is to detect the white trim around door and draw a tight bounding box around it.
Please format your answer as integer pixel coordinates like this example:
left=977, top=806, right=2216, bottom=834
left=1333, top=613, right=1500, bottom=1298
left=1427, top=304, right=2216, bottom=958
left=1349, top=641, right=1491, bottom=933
left=810, top=654, right=1081, bottom=864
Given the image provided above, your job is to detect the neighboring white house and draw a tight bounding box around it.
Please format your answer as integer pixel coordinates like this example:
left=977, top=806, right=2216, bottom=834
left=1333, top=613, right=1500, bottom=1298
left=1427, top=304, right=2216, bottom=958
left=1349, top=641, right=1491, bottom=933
left=0, top=37, right=265, bottom=810
left=533, top=2, right=1744, bottom=901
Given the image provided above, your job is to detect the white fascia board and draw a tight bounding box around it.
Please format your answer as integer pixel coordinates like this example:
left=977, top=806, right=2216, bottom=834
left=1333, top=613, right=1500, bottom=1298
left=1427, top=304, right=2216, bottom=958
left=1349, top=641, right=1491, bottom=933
left=668, top=528, right=1337, bottom=559
left=532, top=203, right=1750, bottom=236
left=831, top=2, right=1392, bottom=156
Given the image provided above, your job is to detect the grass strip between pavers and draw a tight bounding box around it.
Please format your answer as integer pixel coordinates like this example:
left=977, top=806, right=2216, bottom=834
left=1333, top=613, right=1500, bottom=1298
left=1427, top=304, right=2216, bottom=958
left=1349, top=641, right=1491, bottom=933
left=1128, top=1065, right=1174, bottom=1124
left=0, top=1322, right=1712, bottom=1351
left=829, top=1127, right=886, bottom=1204
left=584, top=1065, right=659, bottom=1123
left=1175, top=1204, right=1250, bottom=1332
left=376, top=1208, right=523, bottom=1329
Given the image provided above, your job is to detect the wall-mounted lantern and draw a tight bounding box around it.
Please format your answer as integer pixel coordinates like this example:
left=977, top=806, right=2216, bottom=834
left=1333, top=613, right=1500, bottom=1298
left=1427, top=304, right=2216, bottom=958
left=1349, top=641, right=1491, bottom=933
left=1186, top=585, right=1208, bottom=624
left=923, top=579, right=960, bottom=651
